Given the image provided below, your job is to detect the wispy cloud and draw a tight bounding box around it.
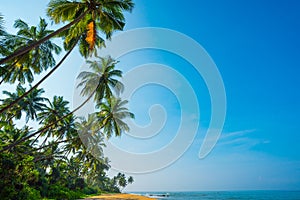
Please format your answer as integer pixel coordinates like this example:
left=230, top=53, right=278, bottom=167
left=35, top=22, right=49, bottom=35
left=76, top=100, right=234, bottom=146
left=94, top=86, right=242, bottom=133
left=216, top=129, right=269, bottom=151
left=220, top=129, right=256, bottom=139
left=194, top=128, right=269, bottom=152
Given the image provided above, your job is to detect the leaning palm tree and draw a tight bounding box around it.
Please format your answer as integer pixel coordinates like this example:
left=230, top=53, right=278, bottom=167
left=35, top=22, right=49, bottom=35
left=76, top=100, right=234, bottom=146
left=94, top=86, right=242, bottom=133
left=0, top=84, right=47, bottom=123
left=21, top=85, right=48, bottom=122
left=0, top=18, right=61, bottom=84
left=36, top=96, right=73, bottom=146
left=0, top=0, right=133, bottom=116
left=77, top=55, right=123, bottom=104
left=48, top=0, right=134, bottom=57
left=97, top=97, right=134, bottom=138
left=74, top=113, right=106, bottom=159
left=0, top=0, right=134, bottom=64
left=0, top=56, right=126, bottom=151
left=38, top=96, right=70, bottom=127
left=0, top=124, right=34, bottom=153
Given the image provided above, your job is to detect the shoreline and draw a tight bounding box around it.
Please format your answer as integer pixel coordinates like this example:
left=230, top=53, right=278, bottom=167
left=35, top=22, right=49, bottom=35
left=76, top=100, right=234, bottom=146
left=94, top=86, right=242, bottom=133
left=84, top=193, right=157, bottom=200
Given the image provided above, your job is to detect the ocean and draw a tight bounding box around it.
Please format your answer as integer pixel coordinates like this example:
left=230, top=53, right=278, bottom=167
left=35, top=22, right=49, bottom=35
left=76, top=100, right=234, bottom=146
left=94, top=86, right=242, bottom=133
left=134, top=191, right=300, bottom=200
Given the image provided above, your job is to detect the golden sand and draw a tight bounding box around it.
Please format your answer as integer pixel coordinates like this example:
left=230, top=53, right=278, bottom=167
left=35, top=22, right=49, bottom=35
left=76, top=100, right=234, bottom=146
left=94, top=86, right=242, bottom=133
left=85, top=193, right=157, bottom=200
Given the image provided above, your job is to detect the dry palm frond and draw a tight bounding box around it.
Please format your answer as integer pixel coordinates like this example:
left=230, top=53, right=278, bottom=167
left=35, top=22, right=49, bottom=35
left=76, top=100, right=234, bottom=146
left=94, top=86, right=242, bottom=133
left=85, top=21, right=96, bottom=50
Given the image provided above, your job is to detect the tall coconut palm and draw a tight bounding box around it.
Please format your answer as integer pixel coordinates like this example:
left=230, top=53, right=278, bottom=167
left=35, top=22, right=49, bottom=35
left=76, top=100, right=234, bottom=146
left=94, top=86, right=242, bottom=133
left=0, top=38, right=75, bottom=116
left=0, top=0, right=133, bottom=116
left=97, top=97, right=134, bottom=138
left=0, top=56, right=126, bottom=152
left=0, top=124, right=34, bottom=153
left=75, top=113, right=105, bottom=158
left=36, top=96, right=73, bottom=145
left=0, top=0, right=134, bottom=64
left=47, top=0, right=134, bottom=58
left=38, top=96, right=70, bottom=127
left=77, top=55, right=123, bottom=104
left=1, top=18, right=61, bottom=84
left=62, top=114, right=108, bottom=184
left=0, top=84, right=47, bottom=123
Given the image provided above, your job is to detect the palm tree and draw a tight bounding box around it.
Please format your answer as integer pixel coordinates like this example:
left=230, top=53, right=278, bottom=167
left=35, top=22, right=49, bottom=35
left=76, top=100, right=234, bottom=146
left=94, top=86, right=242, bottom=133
left=0, top=124, right=34, bottom=153
left=75, top=114, right=105, bottom=158
left=0, top=56, right=128, bottom=151
left=77, top=55, right=123, bottom=104
left=22, top=85, right=48, bottom=122
left=117, top=173, right=127, bottom=191
left=0, top=39, right=76, bottom=115
left=38, top=96, right=70, bottom=127
left=0, top=0, right=134, bottom=64
left=97, top=97, right=134, bottom=138
left=0, top=84, right=47, bottom=123
left=1, top=18, right=61, bottom=84
left=84, top=156, right=110, bottom=187
left=36, top=96, right=72, bottom=146
left=0, top=1, right=133, bottom=116
left=128, top=176, right=134, bottom=184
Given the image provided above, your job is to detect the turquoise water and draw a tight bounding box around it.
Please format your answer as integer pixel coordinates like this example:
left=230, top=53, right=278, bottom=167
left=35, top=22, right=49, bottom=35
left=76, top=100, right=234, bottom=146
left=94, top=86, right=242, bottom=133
left=135, top=191, right=300, bottom=200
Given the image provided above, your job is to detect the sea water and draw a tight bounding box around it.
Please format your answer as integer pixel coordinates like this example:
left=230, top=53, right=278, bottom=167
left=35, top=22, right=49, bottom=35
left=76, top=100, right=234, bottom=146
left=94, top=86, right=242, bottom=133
left=135, top=191, right=300, bottom=200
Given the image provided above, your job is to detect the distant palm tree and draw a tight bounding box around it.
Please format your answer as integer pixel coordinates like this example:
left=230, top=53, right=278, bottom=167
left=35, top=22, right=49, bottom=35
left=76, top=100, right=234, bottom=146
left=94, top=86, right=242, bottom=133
left=97, top=97, right=134, bottom=138
left=0, top=0, right=134, bottom=64
left=1, top=18, right=61, bottom=84
left=128, top=176, right=134, bottom=184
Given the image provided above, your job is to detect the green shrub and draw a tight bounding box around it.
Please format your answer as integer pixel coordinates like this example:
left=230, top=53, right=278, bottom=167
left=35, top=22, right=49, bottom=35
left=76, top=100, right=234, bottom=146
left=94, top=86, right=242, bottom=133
left=48, top=184, right=70, bottom=199
left=82, top=186, right=99, bottom=195
left=68, top=190, right=84, bottom=199
left=75, top=178, right=85, bottom=189
left=47, top=184, right=84, bottom=200
left=19, top=186, right=42, bottom=200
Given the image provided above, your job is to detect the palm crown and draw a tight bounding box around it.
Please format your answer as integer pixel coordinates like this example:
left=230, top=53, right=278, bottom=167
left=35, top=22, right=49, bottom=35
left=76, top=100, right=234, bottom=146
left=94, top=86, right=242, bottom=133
left=1, top=84, right=47, bottom=123
left=1, top=18, right=61, bottom=84
left=77, top=55, right=123, bottom=104
left=47, top=0, right=134, bottom=58
left=97, top=97, right=134, bottom=138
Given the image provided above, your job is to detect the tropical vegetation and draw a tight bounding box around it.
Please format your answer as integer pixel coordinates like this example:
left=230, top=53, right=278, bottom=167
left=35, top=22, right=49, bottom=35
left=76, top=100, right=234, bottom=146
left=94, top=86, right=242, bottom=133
left=0, top=0, right=135, bottom=199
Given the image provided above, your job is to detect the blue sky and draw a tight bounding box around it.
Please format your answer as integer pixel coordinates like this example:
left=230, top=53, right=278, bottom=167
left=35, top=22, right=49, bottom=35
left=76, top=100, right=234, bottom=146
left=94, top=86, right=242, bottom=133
left=1, top=0, right=300, bottom=191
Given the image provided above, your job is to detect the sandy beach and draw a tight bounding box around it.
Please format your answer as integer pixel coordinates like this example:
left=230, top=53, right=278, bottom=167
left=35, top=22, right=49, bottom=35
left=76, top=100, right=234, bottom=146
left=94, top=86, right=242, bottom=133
left=84, top=193, right=157, bottom=200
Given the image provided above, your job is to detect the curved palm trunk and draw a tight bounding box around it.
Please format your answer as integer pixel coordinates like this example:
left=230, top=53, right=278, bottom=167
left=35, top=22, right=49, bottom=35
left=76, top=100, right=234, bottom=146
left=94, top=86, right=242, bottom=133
left=33, top=151, right=66, bottom=162
left=0, top=9, right=90, bottom=65
left=0, top=84, right=99, bottom=152
left=0, top=58, right=22, bottom=85
left=30, top=138, right=74, bottom=153
left=0, top=37, right=79, bottom=115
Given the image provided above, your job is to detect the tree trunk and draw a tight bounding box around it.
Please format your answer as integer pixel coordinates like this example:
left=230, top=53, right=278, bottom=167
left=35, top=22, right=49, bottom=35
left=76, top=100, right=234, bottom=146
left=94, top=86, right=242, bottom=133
left=0, top=9, right=90, bottom=65
left=0, top=37, right=78, bottom=115
left=0, top=84, right=99, bottom=152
